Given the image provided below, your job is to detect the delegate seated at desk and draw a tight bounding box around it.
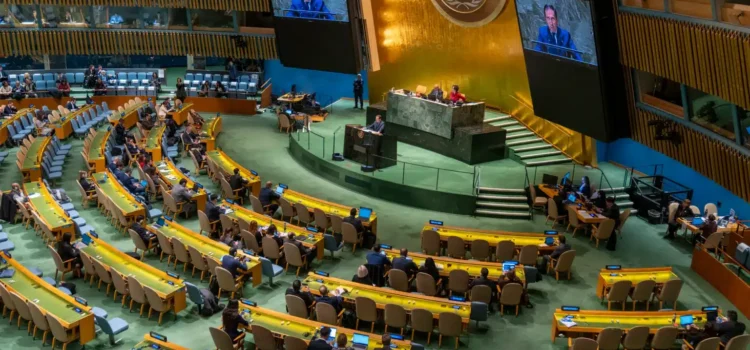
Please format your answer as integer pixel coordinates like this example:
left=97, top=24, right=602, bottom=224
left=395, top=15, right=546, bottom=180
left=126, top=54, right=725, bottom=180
left=286, top=279, right=315, bottom=307
left=221, top=248, right=248, bottom=278
left=365, top=115, right=385, bottom=135
left=449, top=85, right=466, bottom=103
left=288, top=0, right=334, bottom=20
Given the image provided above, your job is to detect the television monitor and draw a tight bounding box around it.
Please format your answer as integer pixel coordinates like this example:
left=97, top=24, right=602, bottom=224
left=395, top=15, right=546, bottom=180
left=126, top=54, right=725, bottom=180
left=359, top=207, right=372, bottom=221
left=272, top=0, right=350, bottom=21
left=542, top=174, right=558, bottom=186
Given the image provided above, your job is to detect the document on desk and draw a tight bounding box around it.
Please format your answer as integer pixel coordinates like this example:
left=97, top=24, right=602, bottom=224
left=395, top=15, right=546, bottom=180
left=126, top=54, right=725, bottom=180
left=28, top=193, right=41, bottom=199
left=560, top=319, right=577, bottom=328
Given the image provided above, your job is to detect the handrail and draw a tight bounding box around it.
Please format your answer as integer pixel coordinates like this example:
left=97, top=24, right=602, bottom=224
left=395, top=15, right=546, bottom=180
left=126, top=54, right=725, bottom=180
left=473, top=166, right=481, bottom=196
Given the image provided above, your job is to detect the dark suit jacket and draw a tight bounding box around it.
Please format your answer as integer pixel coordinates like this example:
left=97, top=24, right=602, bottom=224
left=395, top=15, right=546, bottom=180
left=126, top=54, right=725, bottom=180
left=285, top=238, right=309, bottom=255
left=578, top=183, right=591, bottom=198
left=603, top=204, right=621, bottom=228
left=343, top=215, right=364, bottom=233
left=221, top=255, right=248, bottom=277
left=366, top=252, right=391, bottom=267
left=316, top=295, right=343, bottom=312
left=550, top=243, right=571, bottom=260
left=713, top=320, right=746, bottom=344
left=222, top=311, right=249, bottom=341
left=418, top=266, right=440, bottom=283
left=206, top=201, right=223, bottom=222
left=56, top=242, right=80, bottom=262
left=392, top=257, right=418, bottom=277
left=229, top=174, right=247, bottom=191
left=307, top=338, right=333, bottom=350
left=285, top=288, right=315, bottom=307
left=534, top=26, right=582, bottom=61
left=469, top=277, right=497, bottom=296
left=66, top=101, right=77, bottom=111
left=352, top=275, right=373, bottom=285
left=258, top=187, right=279, bottom=206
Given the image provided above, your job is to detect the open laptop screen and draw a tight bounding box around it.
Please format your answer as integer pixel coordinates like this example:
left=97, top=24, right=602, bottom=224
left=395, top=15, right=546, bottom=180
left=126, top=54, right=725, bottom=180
left=359, top=207, right=372, bottom=220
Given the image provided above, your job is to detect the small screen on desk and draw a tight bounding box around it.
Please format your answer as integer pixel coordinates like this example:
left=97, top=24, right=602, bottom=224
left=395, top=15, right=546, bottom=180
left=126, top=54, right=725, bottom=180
left=429, top=220, right=443, bottom=226
left=449, top=296, right=465, bottom=302
left=74, top=296, right=88, bottom=306
left=568, top=194, right=577, bottom=202
left=150, top=332, right=167, bottom=342
left=380, top=244, right=392, bottom=250
left=680, top=315, right=694, bottom=326
left=275, top=186, right=285, bottom=195
left=359, top=207, right=372, bottom=220
left=605, top=265, right=621, bottom=270
left=561, top=306, right=580, bottom=311
left=544, top=230, right=558, bottom=235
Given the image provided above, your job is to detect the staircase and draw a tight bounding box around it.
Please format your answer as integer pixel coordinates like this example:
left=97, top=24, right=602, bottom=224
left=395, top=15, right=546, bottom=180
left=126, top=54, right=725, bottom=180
left=607, top=186, right=637, bottom=215
left=484, top=115, right=572, bottom=167
left=474, top=186, right=532, bottom=219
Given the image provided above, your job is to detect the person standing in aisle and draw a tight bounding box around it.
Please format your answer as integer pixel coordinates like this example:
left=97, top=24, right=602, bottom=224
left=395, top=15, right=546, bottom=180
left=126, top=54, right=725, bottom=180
left=353, top=74, right=364, bottom=109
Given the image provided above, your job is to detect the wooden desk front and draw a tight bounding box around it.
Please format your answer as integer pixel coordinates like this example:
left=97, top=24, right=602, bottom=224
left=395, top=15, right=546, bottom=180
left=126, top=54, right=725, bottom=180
left=133, top=334, right=190, bottom=350
left=148, top=220, right=262, bottom=287
left=206, top=150, right=261, bottom=197
left=303, top=273, right=470, bottom=324
left=84, top=129, right=110, bottom=173
left=80, top=236, right=187, bottom=313
left=53, top=104, right=95, bottom=140
left=595, top=267, right=679, bottom=299
left=145, top=126, right=165, bottom=161
left=381, top=249, right=526, bottom=284
left=237, top=304, right=413, bottom=349
left=200, top=116, right=222, bottom=151
left=0, top=252, right=95, bottom=345
left=224, top=202, right=325, bottom=260
left=168, top=103, right=194, bottom=126
left=23, top=181, right=76, bottom=240
left=691, top=247, right=750, bottom=319
left=284, top=189, right=378, bottom=234
left=422, top=223, right=559, bottom=253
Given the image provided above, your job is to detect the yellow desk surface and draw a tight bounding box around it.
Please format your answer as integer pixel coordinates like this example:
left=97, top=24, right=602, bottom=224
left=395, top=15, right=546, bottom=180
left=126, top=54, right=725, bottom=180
left=169, top=103, right=193, bottom=126
left=23, top=181, right=76, bottom=240
left=200, top=116, right=222, bottom=152
left=381, top=249, right=526, bottom=283
left=206, top=150, right=261, bottom=197
left=0, top=252, right=95, bottom=344
left=224, top=201, right=325, bottom=260
left=145, top=126, right=165, bottom=161
left=284, top=189, right=378, bottom=234
left=133, top=334, right=190, bottom=350
left=678, top=217, right=747, bottom=234
left=303, top=273, right=470, bottom=323
left=92, top=171, right=145, bottom=218
left=550, top=309, right=712, bottom=343
left=595, top=267, right=680, bottom=298
left=80, top=235, right=187, bottom=312
left=278, top=93, right=306, bottom=103
left=422, top=223, right=558, bottom=252
left=238, top=304, right=413, bottom=349
left=155, top=159, right=207, bottom=212
left=147, top=220, right=262, bottom=287
left=109, top=101, right=147, bottom=129
left=21, top=136, right=51, bottom=181
left=0, top=108, right=33, bottom=145
left=85, top=129, right=110, bottom=173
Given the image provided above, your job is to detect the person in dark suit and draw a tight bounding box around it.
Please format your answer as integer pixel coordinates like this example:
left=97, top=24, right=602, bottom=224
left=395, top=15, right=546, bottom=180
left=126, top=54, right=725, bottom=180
left=392, top=248, right=418, bottom=278
left=78, top=170, right=95, bottom=193
left=693, top=214, right=718, bottom=246
left=366, top=115, right=385, bottom=134
left=265, top=224, right=284, bottom=248
left=286, top=279, right=314, bottom=307
left=131, top=215, right=160, bottom=252
left=712, top=310, right=746, bottom=344
left=288, top=0, right=333, bottom=20
left=665, top=199, right=695, bottom=239
left=592, top=190, right=607, bottom=210
left=598, top=197, right=621, bottom=228
left=429, top=84, right=444, bottom=101
left=230, top=168, right=249, bottom=199
left=2, top=101, right=18, bottom=116
left=353, top=74, right=364, bottom=109
left=221, top=247, right=248, bottom=278
left=258, top=181, right=279, bottom=212
left=308, top=326, right=333, bottom=350
left=378, top=334, right=392, bottom=350
left=352, top=265, right=373, bottom=285
left=343, top=208, right=364, bottom=233
left=285, top=233, right=315, bottom=269
left=222, top=299, right=248, bottom=344
left=205, top=194, right=225, bottom=226
left=578, top=176, right=591, bottom=198
left=66, top=97, right=78, bottom=111
left=469, top=267, right=498, bottom=302
left=534, top=5, right=582, bottom=61
left=366, top=244, right=391, bottom=269
left=497, top=269, right=528, bottom=305
left=315, top=286, right=343, bottom=313
left=540, top=235, right=571, bottom=271
left=56, top=232, right=83, bottom=275
left=418, top=257, right=441, bottom=283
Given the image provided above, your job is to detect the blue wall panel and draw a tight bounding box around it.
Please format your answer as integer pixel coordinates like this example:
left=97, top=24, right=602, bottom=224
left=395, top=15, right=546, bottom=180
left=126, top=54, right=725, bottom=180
left=600, top=138, right=750, bottom=217
left=263, top=60, right=368, bottom=106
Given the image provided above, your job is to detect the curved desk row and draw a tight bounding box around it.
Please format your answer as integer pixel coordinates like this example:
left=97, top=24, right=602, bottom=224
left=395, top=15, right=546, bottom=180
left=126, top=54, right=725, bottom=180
left=19, top=136, right=51, bottom=182
left=595, top=267, right=680, bottom=299
left=23, top=181, right=76, bottom=241
left=133, top=333, right=190, bottom=350
left=83, top=128, right=110, bottom=173
left=108, top=100, right=148, bottom=129
left=155, top=158, right=208, bottom=212
left=206, top=149, right=261, bottom=198
left=200, top=116, right=222, bottom=152
left=422, top=222, right=560, bottom=253
left=0, top=108, right=34, bottom=145
left=92, top=171, right=146, bottom=220
left=283, top=189, right=378, bottom=235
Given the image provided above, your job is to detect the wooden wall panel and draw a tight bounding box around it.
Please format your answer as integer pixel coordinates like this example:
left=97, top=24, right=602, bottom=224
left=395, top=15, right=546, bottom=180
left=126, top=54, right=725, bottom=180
left=1, top=0, right=269, bottom=12
left=0, top=30, right=276, bottom=60
left=617, top=11, right=750, bottom=110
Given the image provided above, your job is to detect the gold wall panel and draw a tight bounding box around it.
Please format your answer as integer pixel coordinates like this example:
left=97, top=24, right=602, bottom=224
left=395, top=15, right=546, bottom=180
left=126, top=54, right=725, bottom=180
left=368, top=0, right=595, bottom=164
left=0, top=30, right=276, bottom=59
left=617, top=11, right=750, bottom=110
left=1, top=0, right=269, bottom=12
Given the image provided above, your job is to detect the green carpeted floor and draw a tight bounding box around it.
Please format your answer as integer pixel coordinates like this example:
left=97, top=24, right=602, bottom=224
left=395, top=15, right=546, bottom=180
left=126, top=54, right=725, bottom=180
left=0, top=100, right=745, bottom=350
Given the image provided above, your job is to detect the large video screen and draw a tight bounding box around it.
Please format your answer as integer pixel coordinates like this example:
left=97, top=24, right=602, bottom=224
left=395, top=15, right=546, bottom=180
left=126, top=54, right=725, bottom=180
left=515, top=0, right=597, bottom=65
left=272, top=0, right=349, bottom=21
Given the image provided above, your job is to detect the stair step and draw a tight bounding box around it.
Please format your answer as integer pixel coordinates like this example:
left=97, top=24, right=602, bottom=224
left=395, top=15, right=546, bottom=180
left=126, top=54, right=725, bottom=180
left=477, top=187, right=526, bottom=194
left=512, top=144, right=553, bottom=153
left=506, top=131, right=535, bottom=140
left=519, top=150, right=562, bottom=160
left=505, top=126, right=527, bottom=132
left=610, top=187, right=626, bottom=192
left=616, top=200, right=634, bottom=208
left=613, top=193, right=630, bottom=200
left=476, top=201, right=530, bottom=210
left=484, top=115, right=512, bottom=123
left=524, top=158, right=572, bottom=166
left=491, top=121, right=519, bottom=128
left=506, top=138, right=544, bottom=146
left=475, top=209, right=531, bottom=218
left=477, top=194, right=527, bottom=202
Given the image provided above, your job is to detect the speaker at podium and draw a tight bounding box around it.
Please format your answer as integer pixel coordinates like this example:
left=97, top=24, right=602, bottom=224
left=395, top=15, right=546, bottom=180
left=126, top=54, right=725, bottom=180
left=343, top=124, right=397, bottom=169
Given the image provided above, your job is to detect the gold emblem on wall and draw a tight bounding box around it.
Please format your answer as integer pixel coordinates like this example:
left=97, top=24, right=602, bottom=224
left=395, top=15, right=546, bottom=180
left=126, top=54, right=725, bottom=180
left=432, top=0, right=507, bottom=27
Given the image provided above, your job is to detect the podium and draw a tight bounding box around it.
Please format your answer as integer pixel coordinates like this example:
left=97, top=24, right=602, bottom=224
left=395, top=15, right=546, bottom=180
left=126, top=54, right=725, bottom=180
left=343, top=124, right=397, bottom=169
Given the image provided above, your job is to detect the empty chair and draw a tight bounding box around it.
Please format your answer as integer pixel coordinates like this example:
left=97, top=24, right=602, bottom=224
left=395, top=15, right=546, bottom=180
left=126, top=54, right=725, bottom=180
left=279, top=198, right=296, bottom=222
left=703, top=203, right=718, bottom=216
left=597, top=327, right=623, bottom=350
left=110, top=268, right=130, bottom=306
left=95, top=315, right=129, bottom=345
left=725, top=334, right=750, bottom=350
left=0, top=283, right=17, bottom=322
left=689, top=337, right=721, bottom=350
left=283, top=242, right=308, bottom=276
left=567, top=206, right=586, bottom=236
left=438, top=312, right=463, bottom=350
left=355, top=296, right=378, bottom=333
left=323, top=233, right=344, bottom=258
left=470, top=239, right=491, bottom=261
left=209, top=326, right=242, bottom=350
left=384, top=304, right=407, bottom=335
left=316, top=302, right=342, bottom=326
left=144, top=285, right=175, bottom=325
left=127, top=276, right=149, bottom=316
left=517, top=245, right=539, bottom=266
left=499, top=283, right=523, bottom=316
left=652, top=279, right=683, bottom=310
left=262, top=236, right=282, bottom=263
left=591, top=219, right=616, bottom=248
left=651, top=326, right=679, bottom=350
left=28, top=301, right=51, bottom=345
left=548, top=250, right=576, bottom=280
left=260, top=256, right=284, bottom=287
left=341, top=222, right=362, bottom=253
left=495, top=240, right=515, bottom=262
left=197, top=210, right=217, bottom=235
left=421, top=230, right=441, bottom=255
left=187, top=246, right=209, bottom=281
left=616, top=209, right=632, bottom=238
left=571, top=337, right=598, bottom=350
left=388, top=269, right=410, bottom=292
left=622, top=326, right=649, bottom=350
left=411, top=308, right=434, bottom=344
left=171, top=239, right=191, bottom=272
left=92, top=258, right=113, bottom=295
left=448, top=269, right=470, bottom=297
left=530, top=185, right=548, bottom=210
left=293, top=203, right=312, bottom=227
left=606, top=280, right=632, bottom=310
left=446, top=236, right=466, bottom=259
left=10, top=292, right=32, bottom=331
left=629, top=279, right=656, bottom=310
left=215, top=266, right=244, bottom=299
left=546, top=200, right=566, bottom=227
left=252, top=324, right=277, bottom=350
left=313, top=208, right=329, bottom=232
left=46, top=314, right=75, bottom=350
left=250, top=195, right=273, bottom=215
left=284, top=336, right=308, bottom=350
left=285, top=294, right=310, bottom=319
left=416, top=272, right=439, bottom=296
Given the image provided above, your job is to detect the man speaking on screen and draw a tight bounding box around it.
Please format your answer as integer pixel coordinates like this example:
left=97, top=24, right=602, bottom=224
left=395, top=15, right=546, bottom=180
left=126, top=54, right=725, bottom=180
left=534, top=4, right=582, bottom=61
left=288, top=0, right=334, bottom=20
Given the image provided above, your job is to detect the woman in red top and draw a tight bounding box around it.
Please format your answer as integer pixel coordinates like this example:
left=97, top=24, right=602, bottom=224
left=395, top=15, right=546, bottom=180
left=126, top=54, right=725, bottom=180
left=58, top=79, right=71, bottom=97
left=449, top=85, right=466, bottom=103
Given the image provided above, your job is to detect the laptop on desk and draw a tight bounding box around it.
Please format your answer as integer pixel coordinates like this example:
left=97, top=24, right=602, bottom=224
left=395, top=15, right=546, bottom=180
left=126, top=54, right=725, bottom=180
left=359, top=207, right=372, bottom=222
left=352, top=333, right=369, bottom=349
